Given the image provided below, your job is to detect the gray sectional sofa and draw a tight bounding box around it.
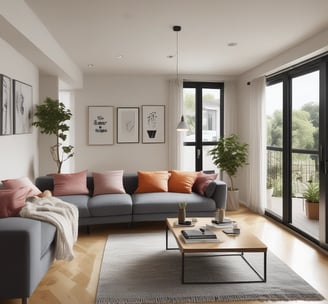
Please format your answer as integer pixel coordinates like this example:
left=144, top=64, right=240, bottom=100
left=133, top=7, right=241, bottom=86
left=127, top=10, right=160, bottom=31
left=0, top=217, right=56, bottom=304
left=0, top=172, right=226, bottom=304
left=35, top=173, right=227, bottom=226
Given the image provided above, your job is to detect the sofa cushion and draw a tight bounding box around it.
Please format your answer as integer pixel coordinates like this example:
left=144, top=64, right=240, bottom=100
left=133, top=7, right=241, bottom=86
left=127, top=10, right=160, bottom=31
left=0, top=188, right=29, bottom=218
left=93, top=170, right=125, bottom=195
left=135, top=171, right=169, bottom=193
left=52, top=170, right=89, bottom=196
left=88, top=194, right=133, bottom=217
left=168, top=170, right=198, bottom=193
left=132, top=192, right=216, bottom=214
left=56, top=195, right=90, bottom=217
left=193, top=172, right=218, bottom=196
left=2, top=177, right=41, bottom=197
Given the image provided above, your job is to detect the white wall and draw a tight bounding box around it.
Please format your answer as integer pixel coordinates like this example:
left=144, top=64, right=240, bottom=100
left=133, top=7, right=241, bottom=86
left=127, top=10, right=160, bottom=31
left=0, top=37, right=39, bottom=181
left=74, top=75, right=169, bottom=173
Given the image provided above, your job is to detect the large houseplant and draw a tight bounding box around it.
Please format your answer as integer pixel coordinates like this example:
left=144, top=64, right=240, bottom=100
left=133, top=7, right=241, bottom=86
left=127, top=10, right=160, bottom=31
left=209, top=134, right=248, bottom=210
left=302, top=181, right=319, bottom=220
left=32, top=97, right=74, bottom=173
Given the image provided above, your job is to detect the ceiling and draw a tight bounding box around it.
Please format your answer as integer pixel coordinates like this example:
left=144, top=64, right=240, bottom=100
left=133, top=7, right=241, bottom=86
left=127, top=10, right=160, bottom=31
left=25, top=0, right=328, bottom=76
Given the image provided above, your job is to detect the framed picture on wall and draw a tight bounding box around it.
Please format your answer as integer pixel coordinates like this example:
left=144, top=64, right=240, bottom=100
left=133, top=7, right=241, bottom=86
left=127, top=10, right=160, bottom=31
left=117, top=107, right=139, bottom=143
left=0, top=74, right=12, bottom=135
left=88, top=106, right=114, bottom=145
left=13, top=80, right=33, bottom=134
left=142, top=105, right=165, bottom=143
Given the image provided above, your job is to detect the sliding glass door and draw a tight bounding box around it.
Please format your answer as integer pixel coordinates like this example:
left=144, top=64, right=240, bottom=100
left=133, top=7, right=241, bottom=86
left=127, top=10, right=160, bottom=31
left=266, top=63, right=323, bottom=243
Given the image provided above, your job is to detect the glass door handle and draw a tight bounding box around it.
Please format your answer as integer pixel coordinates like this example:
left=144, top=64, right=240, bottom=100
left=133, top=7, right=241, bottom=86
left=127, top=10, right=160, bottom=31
left=196, top=148, right=201, bottom=159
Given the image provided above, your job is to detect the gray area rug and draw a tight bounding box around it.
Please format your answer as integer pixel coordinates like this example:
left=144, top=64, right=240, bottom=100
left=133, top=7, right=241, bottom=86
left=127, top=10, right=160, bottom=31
left=96, top=231, right=324, bottom=303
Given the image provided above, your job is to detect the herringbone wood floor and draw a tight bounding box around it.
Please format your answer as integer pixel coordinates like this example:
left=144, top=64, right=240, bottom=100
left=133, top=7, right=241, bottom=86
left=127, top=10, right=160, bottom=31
left=1, top=206, right=328, bottom=304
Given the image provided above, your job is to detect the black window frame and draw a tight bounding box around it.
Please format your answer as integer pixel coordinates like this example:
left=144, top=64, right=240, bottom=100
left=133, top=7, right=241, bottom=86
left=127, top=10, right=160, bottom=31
left=183, top=81, right=224, bottom=171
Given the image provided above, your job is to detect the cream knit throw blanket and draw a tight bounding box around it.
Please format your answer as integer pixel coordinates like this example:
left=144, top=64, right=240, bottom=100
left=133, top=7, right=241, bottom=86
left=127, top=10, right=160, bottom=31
left=20, top=196, right=79, bottom=261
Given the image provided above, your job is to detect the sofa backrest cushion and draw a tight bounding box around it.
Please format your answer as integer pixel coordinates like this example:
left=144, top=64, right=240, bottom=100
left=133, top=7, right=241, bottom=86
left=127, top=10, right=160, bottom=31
left=0, top=187, right=29, bottom=217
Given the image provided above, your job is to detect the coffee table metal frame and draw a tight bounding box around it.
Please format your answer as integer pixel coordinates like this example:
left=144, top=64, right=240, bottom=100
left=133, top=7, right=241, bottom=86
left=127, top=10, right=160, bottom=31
left=166, top=218, right=267, bottom=284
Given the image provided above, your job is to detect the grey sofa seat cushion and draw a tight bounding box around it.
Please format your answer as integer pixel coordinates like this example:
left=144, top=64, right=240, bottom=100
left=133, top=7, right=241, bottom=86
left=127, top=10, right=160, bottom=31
left=132, top=192, right=216, bottom=214
left=40, top=221, right=56, bottom=258
left=57, top=195, right=90, bottom=217
left=88, top=194, right=132, bottom=217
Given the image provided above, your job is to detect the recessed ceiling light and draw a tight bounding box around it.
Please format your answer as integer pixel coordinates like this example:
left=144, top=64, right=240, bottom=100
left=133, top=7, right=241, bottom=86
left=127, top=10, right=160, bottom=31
left=227, top=42, right=238, bottom=47
left=115, top=55, right=123, bottom=59
left=87, top=64, right=95, bottom=68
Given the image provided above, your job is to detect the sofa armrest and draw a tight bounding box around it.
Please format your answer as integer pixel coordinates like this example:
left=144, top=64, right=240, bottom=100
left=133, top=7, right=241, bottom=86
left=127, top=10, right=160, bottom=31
left=0, top=218, right=42, bottom=300
left=210, top=180, right=227, bottom=209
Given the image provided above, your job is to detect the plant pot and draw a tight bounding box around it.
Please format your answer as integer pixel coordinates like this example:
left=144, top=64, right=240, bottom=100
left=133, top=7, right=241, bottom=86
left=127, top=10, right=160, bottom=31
left=178, top=208, right=186, bottom=224
left=305, top=201, right=319, bottom=220
left=226, top=190, right=239, bottom=211
left=147, top=130, right=157, bottom=138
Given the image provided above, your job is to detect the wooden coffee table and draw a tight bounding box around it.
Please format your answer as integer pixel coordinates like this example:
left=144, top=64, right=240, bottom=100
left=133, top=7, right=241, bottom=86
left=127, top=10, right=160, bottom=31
left=166, top=217, right=267, bottom=284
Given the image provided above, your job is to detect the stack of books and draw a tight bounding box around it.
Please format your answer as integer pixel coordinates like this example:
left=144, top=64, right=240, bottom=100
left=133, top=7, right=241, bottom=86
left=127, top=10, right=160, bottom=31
left=181, top=228, right=220, bottom=243
left=205, top=218, right=235, bottom=230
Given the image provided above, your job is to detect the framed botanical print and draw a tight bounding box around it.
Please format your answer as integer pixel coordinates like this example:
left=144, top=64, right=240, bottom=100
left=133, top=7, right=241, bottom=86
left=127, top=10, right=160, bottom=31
left=142, top=105, right=165, bottom=143
left=117, top=107, right=139, bottom=143
left=88, top=106, right=114, bottom=145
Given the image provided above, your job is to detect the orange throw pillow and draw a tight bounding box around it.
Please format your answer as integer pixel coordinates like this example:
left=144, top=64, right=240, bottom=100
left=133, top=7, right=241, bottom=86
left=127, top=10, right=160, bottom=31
left=135, top=171, right=169, bottom=193
left=168, top=170, right=198, bottom=193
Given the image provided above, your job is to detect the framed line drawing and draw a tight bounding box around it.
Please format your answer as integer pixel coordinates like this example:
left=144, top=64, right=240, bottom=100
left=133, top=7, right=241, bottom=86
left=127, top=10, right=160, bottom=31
left=117, top=107, right=139, bottom=143
left=88, top=106, right=114, bottom=145
left=142, top=105, right=165, bottom=143
left=13, top=80, right=33, bottom=134
left=0, top=74, right=12, bottom=135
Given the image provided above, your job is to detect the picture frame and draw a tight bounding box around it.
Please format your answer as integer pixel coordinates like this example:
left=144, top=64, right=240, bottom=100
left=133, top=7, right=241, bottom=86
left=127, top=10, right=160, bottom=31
left=0, top=74, right=12, bottom=135
left=142, top=105, right=165, bottom=143
left=13, top=80, right=33, bottom=134
left=88, top=106, right=114, bottom=145
left=117, top=107, right=139, bottom=143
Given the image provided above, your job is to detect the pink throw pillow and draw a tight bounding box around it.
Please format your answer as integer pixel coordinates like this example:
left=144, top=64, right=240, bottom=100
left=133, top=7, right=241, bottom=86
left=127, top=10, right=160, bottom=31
left=0, top=187, right=29, bottom=218
left=93, top=170, right=126, bottom=196
left=52, top=170, right=89, bottom=196
left=2, top=176, right=41, bottom=197
left=193, top=172, right=218, bottom=195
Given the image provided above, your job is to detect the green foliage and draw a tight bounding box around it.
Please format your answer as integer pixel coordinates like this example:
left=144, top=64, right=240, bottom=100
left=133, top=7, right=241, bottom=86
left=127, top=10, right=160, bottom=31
left=209, top=134, right=248, bottom=190
left=267, top=102, right=319, bottom=150
left=302, top=181, right=319, bottom=203
left=178, top=202, right=187, bottom=209
left=32, top=97, right=74, bottom=173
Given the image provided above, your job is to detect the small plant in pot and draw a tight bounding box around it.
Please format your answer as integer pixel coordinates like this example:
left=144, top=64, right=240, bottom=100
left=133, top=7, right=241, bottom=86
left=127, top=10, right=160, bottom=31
left=302, top=180, right=319, bottom=220
left=178, top=202, right=187, bottom=224
left=32, top=97, right=74, bottom=173
left=209, top=134, right=248, bottom=211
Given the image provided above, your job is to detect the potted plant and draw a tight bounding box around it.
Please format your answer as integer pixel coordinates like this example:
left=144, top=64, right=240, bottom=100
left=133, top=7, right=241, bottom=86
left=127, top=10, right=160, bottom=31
left=147, top=111, right=158, bottom=138
left=209, top=134, right=248, bottom=210
left=32, top=97, right=74, bottom=173
left=302, top=181, right=319, bottom=220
